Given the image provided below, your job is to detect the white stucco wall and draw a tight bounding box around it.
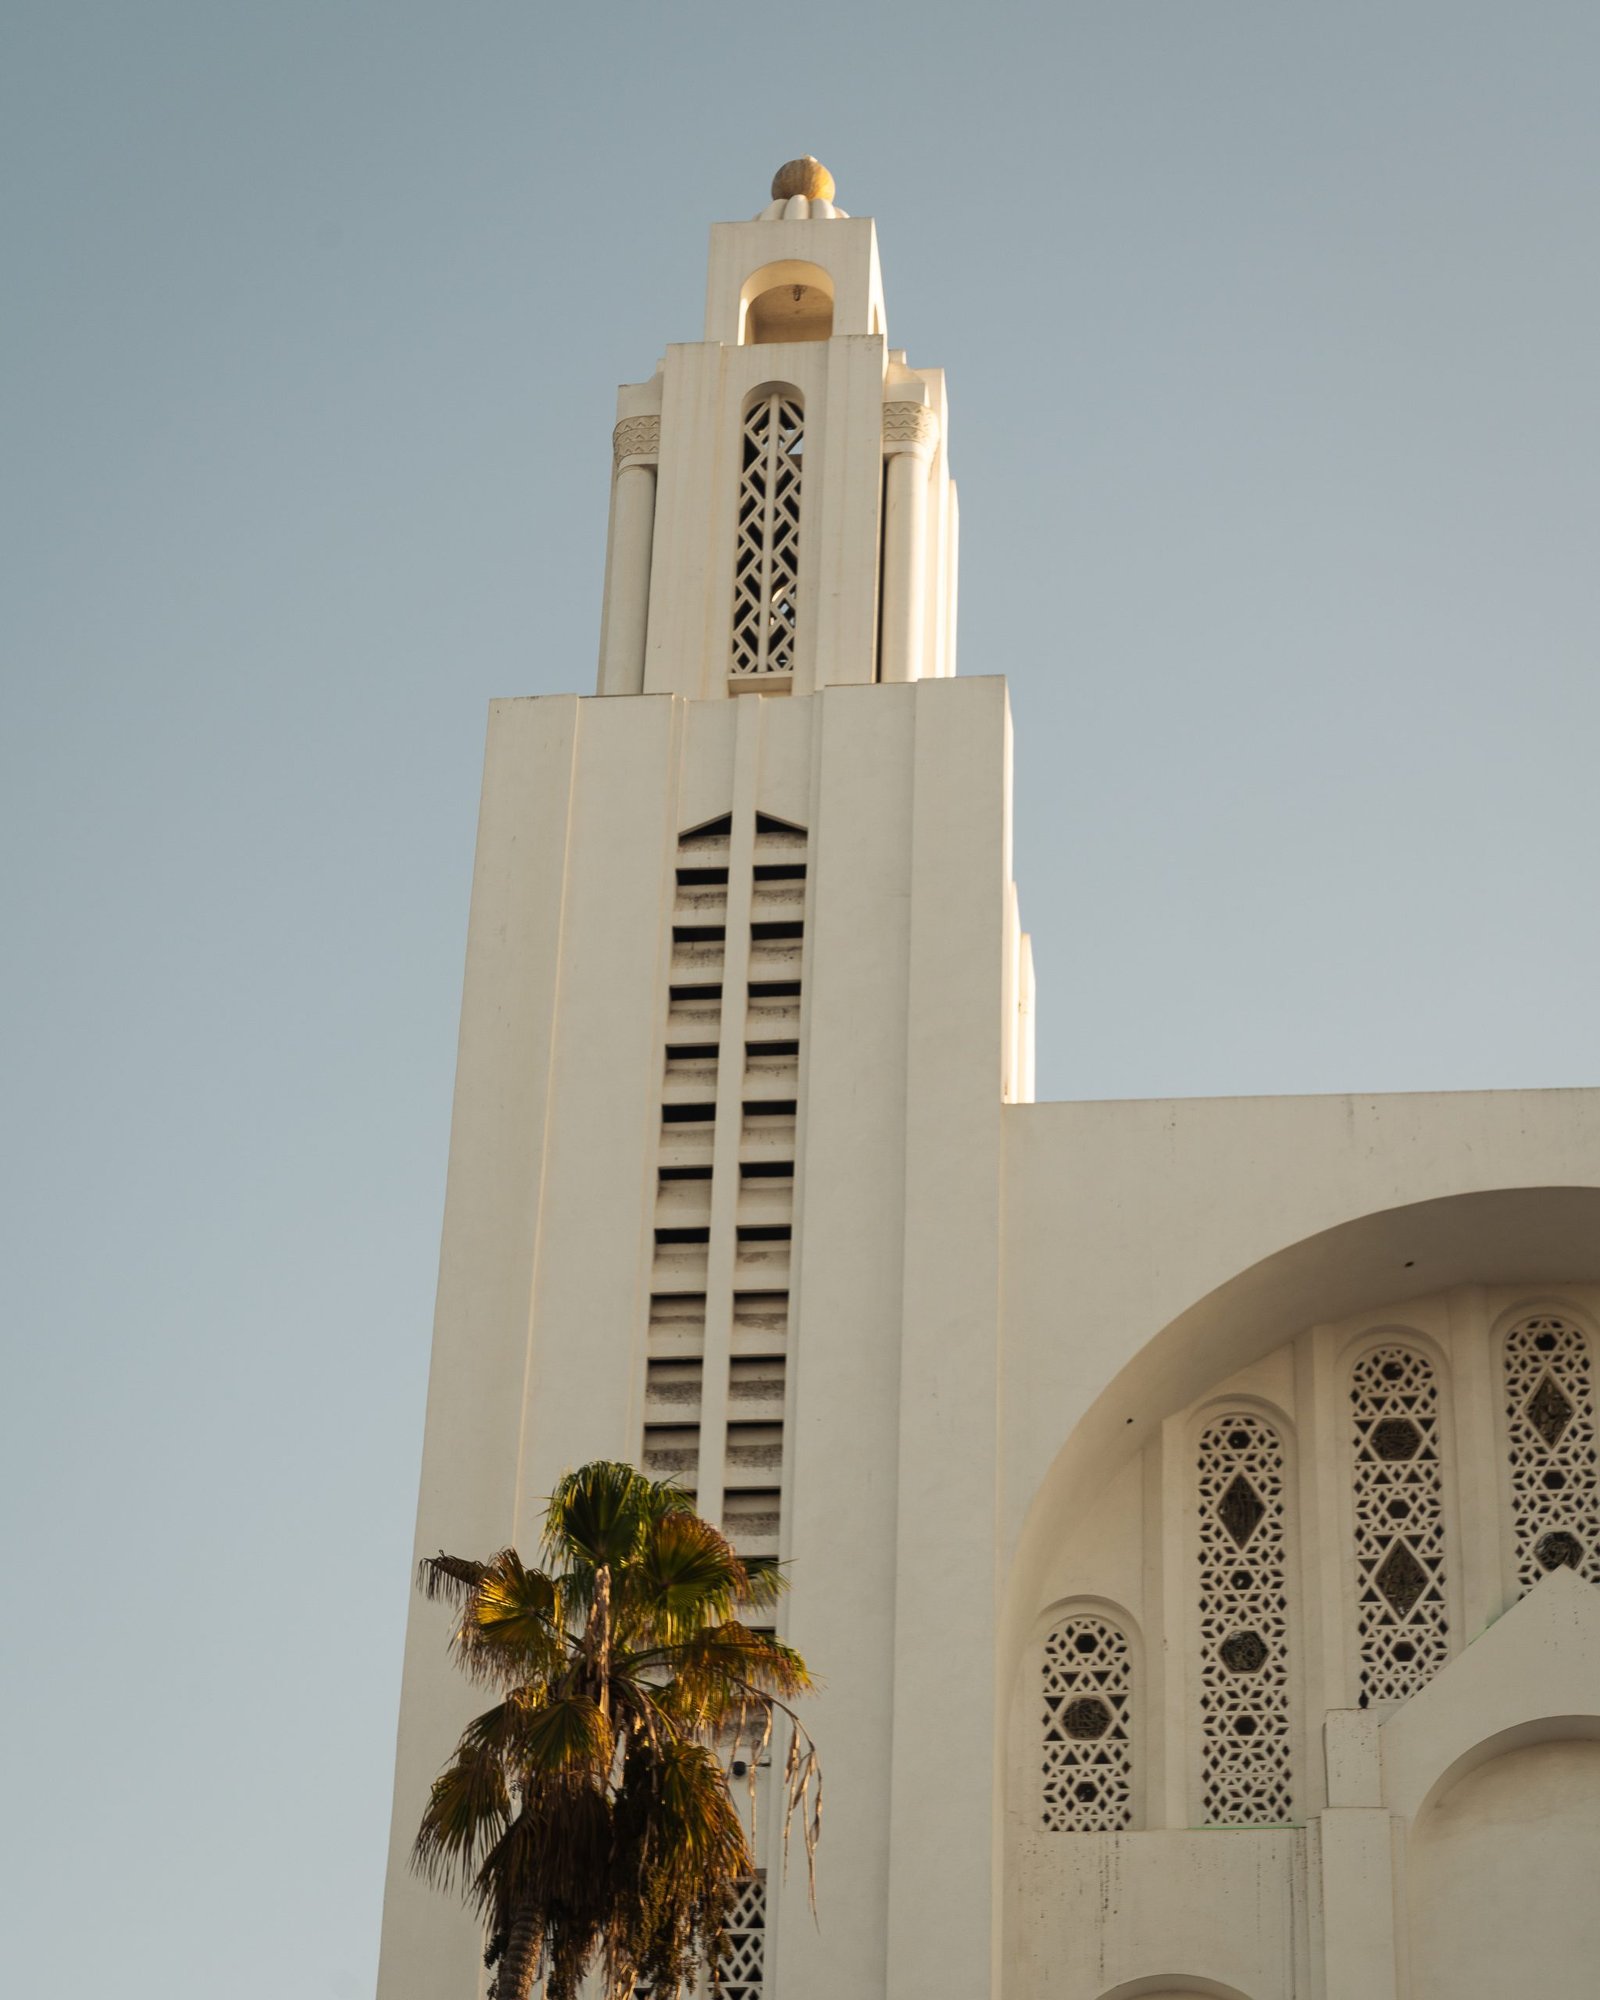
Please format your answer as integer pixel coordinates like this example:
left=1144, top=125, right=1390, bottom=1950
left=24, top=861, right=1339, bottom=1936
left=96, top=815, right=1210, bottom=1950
left=1409, top=1737, right=1600, bottom=1998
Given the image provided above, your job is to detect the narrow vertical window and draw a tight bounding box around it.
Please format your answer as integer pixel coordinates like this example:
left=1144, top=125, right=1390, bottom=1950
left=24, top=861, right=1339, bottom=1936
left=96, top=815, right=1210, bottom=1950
left=1504, top=1313, right=1600, bottom=1593
left=1351, top=1346, right=1448, bottom=1703
left=643, top=816, right=732, bottom=1490
left=1197, top=1413, right=1293, bottom=1824
left=731, top=393, right=803, bottom=677
left=726, top=812, right=806, bottom=1562
left=1040, top=1614, right=1133, bottom=1831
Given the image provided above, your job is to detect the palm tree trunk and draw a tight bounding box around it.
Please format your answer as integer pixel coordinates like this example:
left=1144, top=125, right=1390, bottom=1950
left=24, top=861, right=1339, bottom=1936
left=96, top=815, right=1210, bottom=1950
left=492, top=1906, right=542, bottom=2000
left=595, top=1563, right=611, bottom=1722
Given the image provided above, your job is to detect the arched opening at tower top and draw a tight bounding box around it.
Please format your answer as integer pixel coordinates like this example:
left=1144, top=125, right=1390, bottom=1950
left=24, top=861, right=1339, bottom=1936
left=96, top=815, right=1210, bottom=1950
left=747, top=283, right=832, bottom=342
left=739, top=261, right=834, bottom=344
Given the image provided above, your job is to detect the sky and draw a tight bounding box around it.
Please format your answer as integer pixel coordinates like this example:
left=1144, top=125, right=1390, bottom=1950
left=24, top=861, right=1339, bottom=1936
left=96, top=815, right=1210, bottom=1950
left=2, top=4, right=1597, bottom=1994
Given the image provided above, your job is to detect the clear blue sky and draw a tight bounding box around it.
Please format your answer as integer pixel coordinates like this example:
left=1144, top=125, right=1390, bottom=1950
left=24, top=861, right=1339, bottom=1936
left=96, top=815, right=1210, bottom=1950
left=3, top=4, right=1596, bottom=1994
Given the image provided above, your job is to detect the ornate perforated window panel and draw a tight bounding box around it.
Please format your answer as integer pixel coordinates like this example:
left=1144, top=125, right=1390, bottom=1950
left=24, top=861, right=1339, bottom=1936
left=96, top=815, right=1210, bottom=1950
left=1351, top=1346, right=1449, bottom=1703
left=1196, top=1413, right=1293, bottom=1824
left=1504, top=1314, right=1600, bottom=1594
left=1040, top=1615, right=1133, bottom=1832
left=718, top=1874, right=767, bottom=2000
left=731, top=393, right=803, bottom=677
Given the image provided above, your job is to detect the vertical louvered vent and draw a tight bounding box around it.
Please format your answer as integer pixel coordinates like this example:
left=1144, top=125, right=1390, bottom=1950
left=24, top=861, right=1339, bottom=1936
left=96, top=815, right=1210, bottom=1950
left=725, top=815, right=806, bottom=1559
left=644, top=817, right=732, bottom=1494
left=642, top=813, right=807, bottom=1571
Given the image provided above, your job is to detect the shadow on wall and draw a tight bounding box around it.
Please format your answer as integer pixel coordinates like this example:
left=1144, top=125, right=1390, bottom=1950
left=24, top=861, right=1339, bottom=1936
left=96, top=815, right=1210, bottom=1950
left=1092, top=1979, right=1258, bottom=2000
left=738, top=260, right=835, bottom=344
left=1408, top=1734, right=1600, bottom=2000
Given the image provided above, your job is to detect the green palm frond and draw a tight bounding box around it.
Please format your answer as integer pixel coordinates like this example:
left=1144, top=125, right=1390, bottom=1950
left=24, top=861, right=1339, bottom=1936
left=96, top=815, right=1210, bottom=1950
left=459, top=1698, right=534, bottom=1761
left=512, top=1692, right=615, bottom=1776
left=653, top=1623, right=813, bottom=1710
left=736, top=1552, right=787, bottom=1613
left=457, top=1551, right=565, bottom=1684
left=619, top=1510, right=753, bottom=1640
left=412, top=1740, right=511, bottom=1888
left=543, top=1461, right=654, bottom=1571
left=621, top=1736, right=750, bottom=1875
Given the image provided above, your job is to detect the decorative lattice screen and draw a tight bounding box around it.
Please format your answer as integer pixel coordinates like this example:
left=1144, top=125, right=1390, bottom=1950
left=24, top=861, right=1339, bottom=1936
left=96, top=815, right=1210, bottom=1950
left=718, top=1874, right=766, bottom=2000
left=731, top=394, right=803, bottom=677
left=1351, top=1346, right=1449, bottom=1703
left=1196, top=1413, right=1293, bottom=1825
left=1504, top=1314, right=1600, bottom=1594
left=1040, top=1614, right=1133, bottom=1831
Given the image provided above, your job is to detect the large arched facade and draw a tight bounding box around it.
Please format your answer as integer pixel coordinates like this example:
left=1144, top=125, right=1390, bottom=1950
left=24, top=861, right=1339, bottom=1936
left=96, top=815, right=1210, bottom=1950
left=996, top=1108, right=1600, bottom=2000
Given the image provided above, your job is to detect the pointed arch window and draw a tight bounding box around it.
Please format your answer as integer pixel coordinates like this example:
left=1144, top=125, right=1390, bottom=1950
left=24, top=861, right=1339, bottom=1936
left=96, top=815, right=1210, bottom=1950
left=1196, top=1413, right=1293, bottom=1825
left=1503, top=1313, right=1600, bottom=1594
left=731, top=392, right=803, bottom=678
left=1040, top=1613, right=1134, bottom=1832
left=1351, top=1345, right=1448, bottom=1703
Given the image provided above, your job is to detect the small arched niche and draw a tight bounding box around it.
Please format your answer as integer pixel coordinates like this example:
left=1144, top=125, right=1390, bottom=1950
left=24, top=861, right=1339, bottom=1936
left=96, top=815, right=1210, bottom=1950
left=739, top=260, right=834, bottom=345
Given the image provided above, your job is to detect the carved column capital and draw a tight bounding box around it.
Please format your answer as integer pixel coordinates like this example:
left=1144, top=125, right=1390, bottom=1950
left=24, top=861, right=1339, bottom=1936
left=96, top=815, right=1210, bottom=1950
left=612, top=415, right=661, bottom=471
left=881, top=401, right=941, bottom=459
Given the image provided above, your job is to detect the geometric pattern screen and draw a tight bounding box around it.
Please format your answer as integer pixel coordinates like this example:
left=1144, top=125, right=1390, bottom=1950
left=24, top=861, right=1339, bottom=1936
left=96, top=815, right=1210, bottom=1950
left=718, top=1875, right=767, bottom=2000
left=731, top=393, right=803, bottom=677
left=1035, top=1309, right=1600, bottom=1835
left=1504, top=1314, right=1600, bottom=1594
left=1196, top=1412, right=1294, bottom=1826
left=1040, top=1615, right=1133, bottom=1831
left=1351, top=1345, right=1449, bottom=1704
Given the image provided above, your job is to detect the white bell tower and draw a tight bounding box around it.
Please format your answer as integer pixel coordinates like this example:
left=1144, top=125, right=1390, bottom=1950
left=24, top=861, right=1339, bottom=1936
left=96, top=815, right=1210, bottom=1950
left=598, top=155, right=959, bottom=700
left=376, top=158, right=1032, bottom=2000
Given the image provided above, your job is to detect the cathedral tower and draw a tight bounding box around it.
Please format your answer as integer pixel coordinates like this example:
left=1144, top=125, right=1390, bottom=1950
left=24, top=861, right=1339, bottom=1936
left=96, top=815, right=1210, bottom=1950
left=378, top=160, right=1032, bottom=2000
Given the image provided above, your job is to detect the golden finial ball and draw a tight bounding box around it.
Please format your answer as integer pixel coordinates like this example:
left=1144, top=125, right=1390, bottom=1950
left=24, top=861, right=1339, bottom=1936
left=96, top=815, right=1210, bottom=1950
left=771, top=157, right=835, bottom=203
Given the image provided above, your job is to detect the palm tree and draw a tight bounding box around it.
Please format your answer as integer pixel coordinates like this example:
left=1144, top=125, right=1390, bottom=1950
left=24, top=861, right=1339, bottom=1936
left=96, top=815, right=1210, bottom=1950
left=411, top=1461, right=820, bottom=2000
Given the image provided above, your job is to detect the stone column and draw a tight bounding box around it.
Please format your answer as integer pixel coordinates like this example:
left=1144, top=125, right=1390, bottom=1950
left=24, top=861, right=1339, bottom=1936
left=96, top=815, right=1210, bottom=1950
left=598, top=416, right=660, bottom=696
left=879, top=401, right=940, bottom=684
left=1318, top=1710, right=1399, bottom=2000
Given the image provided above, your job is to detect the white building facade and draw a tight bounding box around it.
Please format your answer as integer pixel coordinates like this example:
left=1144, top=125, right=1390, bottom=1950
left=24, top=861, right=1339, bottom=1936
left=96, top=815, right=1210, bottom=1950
left=377, top=163, right=1600, bottom=2000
